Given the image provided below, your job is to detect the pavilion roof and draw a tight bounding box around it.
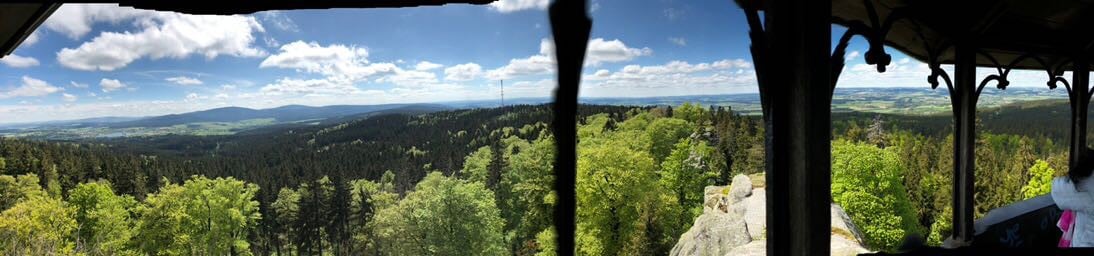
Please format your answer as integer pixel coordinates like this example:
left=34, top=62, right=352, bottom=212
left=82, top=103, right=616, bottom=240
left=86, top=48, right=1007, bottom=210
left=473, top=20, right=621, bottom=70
left=0, top=4, right=57, bottom=56
left=832, top=0, right=1094, bottom=70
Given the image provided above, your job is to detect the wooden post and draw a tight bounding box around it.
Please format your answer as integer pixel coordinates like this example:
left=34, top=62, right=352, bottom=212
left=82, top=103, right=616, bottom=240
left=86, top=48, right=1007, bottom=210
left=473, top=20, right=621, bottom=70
left=1070, top=58, right=1090, bottom=169
left=747, top=0, right=833, bottom=254
left=548, top=0, right=590, bottom=255
left=950, top=43, right=978, bottom=244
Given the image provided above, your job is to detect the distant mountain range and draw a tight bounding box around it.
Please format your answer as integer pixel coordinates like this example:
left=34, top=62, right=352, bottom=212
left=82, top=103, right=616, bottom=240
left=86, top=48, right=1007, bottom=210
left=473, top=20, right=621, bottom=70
left=0, top=104, right=449, bottom=130
left=0, top=87, right=1071, bottom=139
left=103, top=104, right=451, bottom=128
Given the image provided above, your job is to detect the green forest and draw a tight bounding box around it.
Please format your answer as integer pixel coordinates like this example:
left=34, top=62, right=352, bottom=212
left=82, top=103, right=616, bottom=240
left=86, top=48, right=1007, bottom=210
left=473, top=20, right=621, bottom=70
left=0, top=100, right=1079, bottom=255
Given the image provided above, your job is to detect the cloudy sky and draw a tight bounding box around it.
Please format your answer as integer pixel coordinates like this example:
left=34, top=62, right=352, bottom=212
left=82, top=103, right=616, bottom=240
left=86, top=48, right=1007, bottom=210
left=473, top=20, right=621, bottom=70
left=0, top=0, right=1064, bottom=123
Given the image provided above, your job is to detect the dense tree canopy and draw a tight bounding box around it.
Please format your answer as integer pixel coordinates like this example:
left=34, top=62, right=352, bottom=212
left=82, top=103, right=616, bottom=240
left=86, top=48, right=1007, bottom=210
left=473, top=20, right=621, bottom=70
left=68, top=181, right=137, bottom=255
left=831, top=141, right=920, bottom=250
left=0, top=187, right=77, bottom=255
left=30, top=102, right=1072, bottom=254
left=373, top=172, right=506, bottom=255
left=132, top=176, right=261, bottom=255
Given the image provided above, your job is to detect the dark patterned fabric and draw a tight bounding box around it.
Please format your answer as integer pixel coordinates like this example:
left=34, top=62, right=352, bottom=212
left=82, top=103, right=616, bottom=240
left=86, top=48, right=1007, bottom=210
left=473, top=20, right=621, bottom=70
left=973, top=204, right=1063, bottom=248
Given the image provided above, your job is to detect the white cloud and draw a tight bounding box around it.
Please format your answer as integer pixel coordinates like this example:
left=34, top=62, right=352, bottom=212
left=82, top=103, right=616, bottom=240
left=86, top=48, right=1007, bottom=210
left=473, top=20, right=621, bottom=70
left=0, top=55, right=40, bottom=68
left=259, top=78, right=362, bottom=96
left=54, top=4, right=267, bottom=71
left=668, top=37, right=687, bottom=46
left=264, top=37, right=281, bottom=48
left=381, top=70, right=440, bottom=87
left=62, top=93, right=78, bottom=102
left=486, top=39, right=556, bottom=80
left=70, top=81, right=89, bottom=88
left=260, top=41, right=368, bottom=72
left=165, top=76, right=203, bottom=85
left=834, top=57, right=1057, bottom=89
left=836, top=57, right=933, bottom=88
left=846, top=51, right=860, bottom=61
left=44, top=4, right=150, bottom=39
left=260, top=41, right=399, bottom=81
left=486, top=38, right=650, bottom=79
left=835, top=57, right=1042, bottom=89
left=579, top=59, right=757, bottom=96
left=23, top=30, right=39, bottom=46
left=261, top=41, right=476, bottom=96
left=489, top=0, right=549, bottom=13
left=585, top=38, right=651, bottom=65
left=486, top=55, right=555, bottom=80
left=257, top=11, right=299, bottom=32
left=99, top=78, right=127, bottom=92
left=1, top=76, right=62, bottom=98
left=591, top=1, right=601, bottom=12
left=664, top=8, right=685, bottom=21
left=444, top=63, right=483, bottom=81
left=711, top=59, right=753, bottom=69
left=415, top=61, right=443, bottom=71
left=594, top=69, right=610, bottom=77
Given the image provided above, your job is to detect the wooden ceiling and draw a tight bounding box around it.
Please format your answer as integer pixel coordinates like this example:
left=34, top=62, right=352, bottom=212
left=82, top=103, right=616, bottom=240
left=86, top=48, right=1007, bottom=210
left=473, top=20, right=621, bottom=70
left=832, top=0, right=1094, bottom=70
left=0, top=4, right=58, bottom=56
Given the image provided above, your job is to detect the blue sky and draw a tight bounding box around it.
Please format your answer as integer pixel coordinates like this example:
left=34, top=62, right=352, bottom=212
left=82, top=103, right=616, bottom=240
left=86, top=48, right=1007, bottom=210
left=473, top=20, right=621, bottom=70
left=0, top=0, right=1062, bottom=122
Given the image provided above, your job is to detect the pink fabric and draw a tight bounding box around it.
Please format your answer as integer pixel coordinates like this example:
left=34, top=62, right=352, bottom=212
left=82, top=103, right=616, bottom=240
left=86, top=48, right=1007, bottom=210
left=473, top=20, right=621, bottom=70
left=1060, top=210, right=1076, bottom=247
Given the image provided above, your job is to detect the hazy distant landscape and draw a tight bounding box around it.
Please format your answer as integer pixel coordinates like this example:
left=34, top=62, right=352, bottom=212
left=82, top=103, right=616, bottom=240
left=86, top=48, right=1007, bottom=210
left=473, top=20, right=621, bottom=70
left=0, top=87, right=1069, bottom=140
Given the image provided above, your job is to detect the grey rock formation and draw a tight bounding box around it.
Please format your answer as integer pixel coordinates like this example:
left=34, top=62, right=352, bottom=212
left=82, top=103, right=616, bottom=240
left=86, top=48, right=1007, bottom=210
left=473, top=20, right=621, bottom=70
left=703, top=186, right=731, bottom=215
left=725, top=240, right=765, bottom=255
left=674, top=174, right=871, bottom=256
left=727, top=237, right=868, bottom=256
left=830, top=233, right=871, bottom=256
left=742, top=188, right=765, bottom=240
left=729, top=174, right=753, bottom=203
left=831, top=204, right=867, bottom=245
left=670, top=213, right=751, bottom=256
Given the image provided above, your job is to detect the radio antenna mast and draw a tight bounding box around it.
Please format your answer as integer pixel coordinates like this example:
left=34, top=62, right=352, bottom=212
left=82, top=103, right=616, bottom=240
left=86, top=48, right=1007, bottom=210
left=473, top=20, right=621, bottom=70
left=500, top=79, right=504, bottom=107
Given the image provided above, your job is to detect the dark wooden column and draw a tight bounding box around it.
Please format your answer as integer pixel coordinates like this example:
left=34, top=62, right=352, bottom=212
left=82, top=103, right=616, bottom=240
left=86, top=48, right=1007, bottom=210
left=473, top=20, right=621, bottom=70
left=1070, top=58, right=1090, bottom=168
left=548, top=0, right=590, bottom=255
left=950, top=44, right=978, bottom=245
left=743, top=0, right=833, bottom=254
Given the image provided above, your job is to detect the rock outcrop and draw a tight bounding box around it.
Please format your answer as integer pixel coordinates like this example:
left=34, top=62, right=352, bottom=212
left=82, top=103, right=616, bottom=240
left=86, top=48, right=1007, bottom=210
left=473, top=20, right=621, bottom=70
left=729, top=174, right=753, bottom=203
left=669, top=212, right=751, bottom=256
left=672, top=174, right=753, bottom=256
left=671, top=174, right=871, bottom=256
left=742, top=188, right=765, bottom=240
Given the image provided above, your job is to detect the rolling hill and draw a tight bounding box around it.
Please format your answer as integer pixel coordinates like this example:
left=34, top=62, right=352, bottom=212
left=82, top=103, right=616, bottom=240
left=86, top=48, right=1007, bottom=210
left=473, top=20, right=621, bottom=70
left=105, top=103, right=446, bottom=128
left=0, top=103, right=451, bottom=139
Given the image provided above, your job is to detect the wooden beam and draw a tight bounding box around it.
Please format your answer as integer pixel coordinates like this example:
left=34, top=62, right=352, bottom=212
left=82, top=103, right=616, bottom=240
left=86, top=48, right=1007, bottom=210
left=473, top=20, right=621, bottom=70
left=1069, top=58, right=1090, bottom=169
left=548, top=0, right=590, bottom=255
left=0, top=4, right=58, bottom=57
left=751, top=0, right=833, bottom=254
left=950, top=43, right=977, bottom=245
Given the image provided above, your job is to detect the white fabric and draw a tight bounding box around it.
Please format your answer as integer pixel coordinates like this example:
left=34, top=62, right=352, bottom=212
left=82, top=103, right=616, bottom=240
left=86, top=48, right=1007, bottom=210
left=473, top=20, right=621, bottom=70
left=1052, top=177, right=1094, bottom=247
